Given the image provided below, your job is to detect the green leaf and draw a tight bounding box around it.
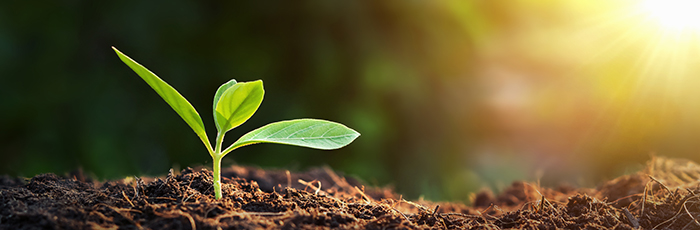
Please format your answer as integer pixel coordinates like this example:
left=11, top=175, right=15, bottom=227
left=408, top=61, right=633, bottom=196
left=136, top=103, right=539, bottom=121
left=222, top=119, right=360, bottom=156
left=213, top=79, right=237, bottom=131
left=112, top=47, right=213, bottom=152
left=214, top=80, right=264, bottom=133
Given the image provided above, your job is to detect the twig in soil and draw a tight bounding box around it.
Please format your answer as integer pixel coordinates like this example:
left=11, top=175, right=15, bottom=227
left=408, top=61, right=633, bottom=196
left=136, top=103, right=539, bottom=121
left=648, top=175, right=671, bottom=193
left=134, top=177, right=142, bottom=199
left=607, top=194, right=641, bottom=206
left=122, top=191, right=135, bottom=207
left=186, top=177, right=194, bottom=190
left=475, top=203, right=498, bottom=217
left=524, top=182, right=542, bottom=200
left=298, top=179, right=323, bottom=195
left=246, top=212, right=287, bottom=216
left=205, top=206, right=217, bottom=219
left=680, top=199, right=700, bottom=229
left=148, top=202, right=196, bottom=230
left=604, top=208, right=621, bottom=224
left=519, top=201, right=533, bottom=211
left=355, top=186, right=372, bottom=204
left=215, top=211, right=287, bottom=223
left=545, top=197, right=562, bottom=216
left=480, top=203, right=493, bottom=214
left=151, top=197, right=177, bottom=201
left=443, top=212, right=482, bottom=219
left=182, top=193, right=196, bottom=203
left=298, top=179, right=316, bottom=192
left=401, top=199, right=430, bottom=213
left=641, top=180, right=651, bottom=217
left=88, top=210, right=114, bottom=225
left=475, top=204, right=500, bottom=221
left=522, top=182, right=557, bottom=215
left=286, top=170, right=291, bottom=188
left=481, top=212, right=499, bottom=221
left=388, top=203, right=411, bottom=223
left=652, top=194, right=700, bottom=230
left=295, top=179, right=347, bottom=208
left=429, top=208, right=449, bottom=229
left=493, top=204, right=505, bottom=214
left=315, top=181, right=321, bottom=195
left=179, top=212, right=197, bottom=230
left=383, top=195, right=412, bottom=222
left=436, top=216, right=448, bottom=229
left=393, top=195, right=402, bottom=209
left=93, top=203, right=143, bottom=229
left=204, top=183, right=213, bottom=197
left=623, top=208, right=639, bottom=229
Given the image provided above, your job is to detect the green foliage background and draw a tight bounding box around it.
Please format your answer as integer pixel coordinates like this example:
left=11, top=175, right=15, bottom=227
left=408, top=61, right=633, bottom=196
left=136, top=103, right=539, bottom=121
left=0, top=1, right=484, bottom=201
left=4, top=1, right=700, bottom=201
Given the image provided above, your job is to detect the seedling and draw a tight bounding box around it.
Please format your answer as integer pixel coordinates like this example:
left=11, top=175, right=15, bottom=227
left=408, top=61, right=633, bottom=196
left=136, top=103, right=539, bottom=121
left=112, top=47, right=360, bottom=199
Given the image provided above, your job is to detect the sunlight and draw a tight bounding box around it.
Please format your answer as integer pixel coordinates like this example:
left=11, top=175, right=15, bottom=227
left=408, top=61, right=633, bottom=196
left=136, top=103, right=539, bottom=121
left=640, top=0, right=700, bottom=32
left=541, top=1, right=700, bottom=165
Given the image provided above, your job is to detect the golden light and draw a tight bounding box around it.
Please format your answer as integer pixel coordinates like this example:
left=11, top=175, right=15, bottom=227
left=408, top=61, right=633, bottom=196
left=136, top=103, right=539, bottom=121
left=640, top=0, right=700, bottom=32
left=531, top=0, right=700, bottom=166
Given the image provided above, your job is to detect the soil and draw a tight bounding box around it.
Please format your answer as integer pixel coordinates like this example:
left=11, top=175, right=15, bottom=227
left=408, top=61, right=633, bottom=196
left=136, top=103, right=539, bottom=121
left=3, top=156, right=700, bottom=229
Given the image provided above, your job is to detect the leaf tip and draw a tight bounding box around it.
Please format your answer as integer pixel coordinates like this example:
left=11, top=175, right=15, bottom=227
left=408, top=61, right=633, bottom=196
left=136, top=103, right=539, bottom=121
left=351, top=130, right=361, bottom=141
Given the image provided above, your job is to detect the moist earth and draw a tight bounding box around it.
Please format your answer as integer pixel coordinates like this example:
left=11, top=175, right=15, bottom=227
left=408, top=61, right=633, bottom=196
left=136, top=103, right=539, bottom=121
left=2, top=157, right=700, bottom=229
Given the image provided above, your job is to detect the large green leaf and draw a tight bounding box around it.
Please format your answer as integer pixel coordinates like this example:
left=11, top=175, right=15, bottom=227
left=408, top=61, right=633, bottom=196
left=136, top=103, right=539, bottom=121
left=214, top=80, right=264, bottom=133
left=112, top=47, right=212, bottom=152
left=212, top=79, right=237, bottom=131
left=222, top=119, right=360, bottom=156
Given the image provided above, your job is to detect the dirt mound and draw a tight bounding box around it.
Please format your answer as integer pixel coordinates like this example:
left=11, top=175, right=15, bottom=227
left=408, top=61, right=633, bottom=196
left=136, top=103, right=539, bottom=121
left=2, top=157, right=700, bottom=229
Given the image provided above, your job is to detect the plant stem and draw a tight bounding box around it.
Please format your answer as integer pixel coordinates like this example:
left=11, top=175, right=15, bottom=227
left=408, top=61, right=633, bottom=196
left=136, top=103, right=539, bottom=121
left=213, top=155, right=222, bottom=199
left=213, top=131, right=225, bottom=199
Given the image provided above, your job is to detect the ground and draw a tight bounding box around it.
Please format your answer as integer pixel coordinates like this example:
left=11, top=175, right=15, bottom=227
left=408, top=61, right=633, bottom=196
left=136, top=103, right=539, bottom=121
left=2, top=157, right=700, bottom=229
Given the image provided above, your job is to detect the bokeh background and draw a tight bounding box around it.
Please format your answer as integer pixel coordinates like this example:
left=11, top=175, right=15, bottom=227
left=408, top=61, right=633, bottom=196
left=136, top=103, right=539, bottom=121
left=2, top=0, right=700, bottom=201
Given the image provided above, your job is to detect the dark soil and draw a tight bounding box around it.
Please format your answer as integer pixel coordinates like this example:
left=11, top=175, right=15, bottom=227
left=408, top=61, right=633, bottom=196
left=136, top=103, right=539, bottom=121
left=3, top=156, right=700, bottom=229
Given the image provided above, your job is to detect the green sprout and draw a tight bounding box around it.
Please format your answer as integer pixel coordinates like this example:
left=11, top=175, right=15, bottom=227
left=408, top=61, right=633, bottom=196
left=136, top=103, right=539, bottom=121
left=112, top=47, right=360, bottom=199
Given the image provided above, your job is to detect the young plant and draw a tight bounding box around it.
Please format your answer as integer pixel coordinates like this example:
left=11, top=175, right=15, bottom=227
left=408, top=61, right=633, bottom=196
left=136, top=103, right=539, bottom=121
left=112, top=47, right=360, bottom=199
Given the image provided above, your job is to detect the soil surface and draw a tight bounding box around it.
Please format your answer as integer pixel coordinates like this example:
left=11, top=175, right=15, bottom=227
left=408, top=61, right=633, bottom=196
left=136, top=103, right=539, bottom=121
left=3, top=156, right=700, bottom=229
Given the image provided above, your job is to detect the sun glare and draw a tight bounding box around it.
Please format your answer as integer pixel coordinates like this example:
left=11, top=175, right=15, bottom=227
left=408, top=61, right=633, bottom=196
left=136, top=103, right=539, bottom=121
left=641, top=0, right=700, bottom=32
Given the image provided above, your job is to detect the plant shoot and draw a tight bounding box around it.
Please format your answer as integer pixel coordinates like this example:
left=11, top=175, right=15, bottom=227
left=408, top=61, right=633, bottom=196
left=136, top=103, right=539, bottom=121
left=112, top=47, right=360, bottom=199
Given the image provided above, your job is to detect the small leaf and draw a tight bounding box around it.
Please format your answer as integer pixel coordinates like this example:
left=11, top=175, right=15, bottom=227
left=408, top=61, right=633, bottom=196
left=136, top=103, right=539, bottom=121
left=213, top=79, right=237, bottom=131
left=214, top=80, right=264, bottom=133
left=112, top=47, right=213, bottom=152
left=222, top=119, right=360, bottom=156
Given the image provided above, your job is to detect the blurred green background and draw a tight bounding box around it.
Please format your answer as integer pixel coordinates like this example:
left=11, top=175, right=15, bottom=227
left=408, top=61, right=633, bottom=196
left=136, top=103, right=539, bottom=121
left=3, top=0, right=700, bottom=201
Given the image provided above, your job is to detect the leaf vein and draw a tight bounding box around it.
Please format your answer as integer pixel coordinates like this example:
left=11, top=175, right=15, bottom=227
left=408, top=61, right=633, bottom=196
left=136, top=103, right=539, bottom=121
left=284, top=123, right=326, bottom=138
left=264, top=133, right=357, bottom=141
left=319, top=125, right=340, bottom=137
left=263, top=121, right=301, bottom=139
